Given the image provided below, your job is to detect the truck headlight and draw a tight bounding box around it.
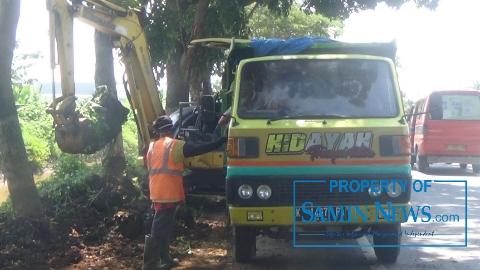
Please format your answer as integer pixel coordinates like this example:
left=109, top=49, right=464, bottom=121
left=368, top=184, right=382, bottom=198
left=387, top=182, right=402, bottom=198
left=257, top=185, right=272, bottom=200
left=238, top=184, right=253, bottom=199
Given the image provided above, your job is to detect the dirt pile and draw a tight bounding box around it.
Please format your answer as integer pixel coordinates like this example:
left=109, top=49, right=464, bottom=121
left=0, top=174, right=230, bottom=270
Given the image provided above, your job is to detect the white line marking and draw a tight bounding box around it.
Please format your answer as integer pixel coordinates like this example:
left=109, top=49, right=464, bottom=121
left=357, top=236, right=387, bottom=270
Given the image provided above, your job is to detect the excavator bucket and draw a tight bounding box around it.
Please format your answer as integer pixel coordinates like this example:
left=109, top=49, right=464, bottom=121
left=51, top=85, right=130, bottom=154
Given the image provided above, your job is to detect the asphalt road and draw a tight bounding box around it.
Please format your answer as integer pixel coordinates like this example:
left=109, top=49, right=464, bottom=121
left=230, top=163, right=480, bottom=270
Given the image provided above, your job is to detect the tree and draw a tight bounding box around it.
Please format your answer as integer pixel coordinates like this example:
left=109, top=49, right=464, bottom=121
left=92, top=0, right=141, bottom=178
left=11, top=46, right=55, bottom=173
left=247, top=4, right=344, bottom=39
left=0, top=0, right=43, bottom=216
left=300, top=0, right=439, bottom=19
left=94, top=30, right=126, bottom=179
left=144, top=0, right=439, bottom=113
left=147, top=0, right=250, bottom=112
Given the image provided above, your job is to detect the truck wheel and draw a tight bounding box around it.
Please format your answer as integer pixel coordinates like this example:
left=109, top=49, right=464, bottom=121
left=460, top=163, right=467, bottom=169
left=372, top=224, right=401, bottom=264
left=417, top=154, right=428, bottom=173
left=232, top=226, right=256, bottom=263
left=473, top=164, right=480, bottom=174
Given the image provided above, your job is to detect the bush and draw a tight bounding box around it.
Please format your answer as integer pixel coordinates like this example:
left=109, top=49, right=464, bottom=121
left=8, top=85, right=57, bottom=172
left=36, top=154, right=105, bottom=213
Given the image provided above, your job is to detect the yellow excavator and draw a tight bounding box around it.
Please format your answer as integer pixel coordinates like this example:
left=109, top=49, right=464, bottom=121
left=46, top=0, right=164, bottom=157
left=46, top=0, right=227, bottom=193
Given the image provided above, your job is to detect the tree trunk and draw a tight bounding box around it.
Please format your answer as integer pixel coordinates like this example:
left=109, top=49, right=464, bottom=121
left=202, top=71, right=212, bottom=95
left=94, top=30, right=126, bottom=178
left=189, top=68, right=203, bottom=103
left=165, top=0, right=210, bottom=113
left=180, top=0, right=210, bottom=73
left=0, top=0, right=43, bottom=217
left=189, top=68, right=212, bottom=103
left=166, top=52, right=190, bottom=114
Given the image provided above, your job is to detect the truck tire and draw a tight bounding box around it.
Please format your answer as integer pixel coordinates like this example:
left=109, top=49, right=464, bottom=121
left=460, top=163, right=467, bottom=169
left=417, top=154, right=428, bottom=173
left=473, top=164, right=480, bottom=174
left=372, top=224, right=401, bottom=264
left=232, top=226, right=256, bottom=263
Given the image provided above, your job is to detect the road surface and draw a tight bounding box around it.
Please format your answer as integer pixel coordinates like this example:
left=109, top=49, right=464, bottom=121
left=229, top=163, right=480, bottom=270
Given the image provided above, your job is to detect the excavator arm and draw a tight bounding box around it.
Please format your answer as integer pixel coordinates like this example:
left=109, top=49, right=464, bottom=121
left=46, top=0, right=164, bottom=157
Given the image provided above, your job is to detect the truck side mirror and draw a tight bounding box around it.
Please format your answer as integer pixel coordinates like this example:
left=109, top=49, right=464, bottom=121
left=200, top=95, right=216, bottom=123
left=429, top=92, right=443, bottom=120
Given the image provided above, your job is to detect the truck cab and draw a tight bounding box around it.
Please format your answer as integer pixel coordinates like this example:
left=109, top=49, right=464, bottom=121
left=187, top=37, right=412, bottom=264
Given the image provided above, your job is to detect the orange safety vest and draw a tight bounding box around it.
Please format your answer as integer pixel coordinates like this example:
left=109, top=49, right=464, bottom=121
left=146, top=137, right=185, bottom=203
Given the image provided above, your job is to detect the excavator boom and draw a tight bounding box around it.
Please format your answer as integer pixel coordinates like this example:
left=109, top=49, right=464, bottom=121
left=46, top=0, right=164, bottom=157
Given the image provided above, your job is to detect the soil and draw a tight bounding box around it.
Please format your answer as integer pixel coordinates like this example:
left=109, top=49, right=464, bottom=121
left=0, top=174, right=232, bottom=270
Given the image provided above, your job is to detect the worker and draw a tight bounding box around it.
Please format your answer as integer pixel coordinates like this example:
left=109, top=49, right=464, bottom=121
left=143, top=115, right=228, bottom=270
left=242, top=86, right=292, bottom=112
left=217, top=80, right=257, bottom=127
left=217, top=82, right=235, bottom=127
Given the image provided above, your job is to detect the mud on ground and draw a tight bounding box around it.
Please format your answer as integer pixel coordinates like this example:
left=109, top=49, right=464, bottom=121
left=0, top=174, right=232, bottom=270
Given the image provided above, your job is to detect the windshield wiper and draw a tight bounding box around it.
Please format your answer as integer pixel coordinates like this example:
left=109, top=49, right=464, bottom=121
left=267, top=114, right=348, bottom=124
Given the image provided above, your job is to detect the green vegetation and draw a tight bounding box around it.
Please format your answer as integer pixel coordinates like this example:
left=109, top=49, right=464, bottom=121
left=7, top=46, right=56, bottom=172
left=2, top=45, right=137, bottom=168
left=0, top=46, right=146, bottom=217
left=247, top=3, right=344, bottom=39
left=15, top=85, right=57, bottom=171
left=1, top=48, right=171, bottom=227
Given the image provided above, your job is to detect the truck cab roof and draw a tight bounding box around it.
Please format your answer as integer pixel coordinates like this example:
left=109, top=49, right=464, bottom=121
left=190, top=37, right=397, bottom=61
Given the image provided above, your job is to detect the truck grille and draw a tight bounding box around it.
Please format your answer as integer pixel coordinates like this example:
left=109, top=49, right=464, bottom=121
left=278, top=180, right=367, bottom=206
left=226, top=175, right=411, bottom=206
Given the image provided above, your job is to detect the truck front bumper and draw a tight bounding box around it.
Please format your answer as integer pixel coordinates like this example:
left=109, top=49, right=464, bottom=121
left=426, top=155, right=480, bottom=164
left=229, top=203, right=409, bottom=226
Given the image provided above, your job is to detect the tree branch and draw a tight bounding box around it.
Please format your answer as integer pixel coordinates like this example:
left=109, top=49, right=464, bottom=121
left=238, top=0, right=258, bottom=8
left=180, top=0, right=210, bottom=75
left=247, top=2, right=259, bottom=19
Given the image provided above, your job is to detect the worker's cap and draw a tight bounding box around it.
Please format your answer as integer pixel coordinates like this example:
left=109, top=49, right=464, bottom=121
left=153, top=115, right=174, bottom=133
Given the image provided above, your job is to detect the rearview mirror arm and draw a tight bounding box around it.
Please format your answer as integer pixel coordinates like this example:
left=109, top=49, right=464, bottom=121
left=403, top=111, right=431, bottom=119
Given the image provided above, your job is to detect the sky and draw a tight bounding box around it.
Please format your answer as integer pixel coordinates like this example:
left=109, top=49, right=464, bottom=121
left=337, top=0, right=480, bottom=100
left=15, top=0, right=480, bottom=101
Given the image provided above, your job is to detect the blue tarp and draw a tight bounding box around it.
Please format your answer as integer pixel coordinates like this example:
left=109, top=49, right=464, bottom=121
left=250, top=37, right=340, bottom=57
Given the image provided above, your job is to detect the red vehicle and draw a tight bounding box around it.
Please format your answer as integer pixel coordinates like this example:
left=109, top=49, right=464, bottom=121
left=408, top=90, right=480, bottom=173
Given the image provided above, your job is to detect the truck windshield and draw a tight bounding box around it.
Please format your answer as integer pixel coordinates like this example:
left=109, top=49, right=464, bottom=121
left=236, top=59, right=398, bottom=119
left=439, top=94, right=480, bottom=120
